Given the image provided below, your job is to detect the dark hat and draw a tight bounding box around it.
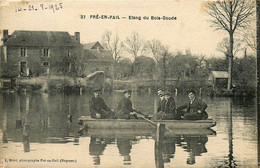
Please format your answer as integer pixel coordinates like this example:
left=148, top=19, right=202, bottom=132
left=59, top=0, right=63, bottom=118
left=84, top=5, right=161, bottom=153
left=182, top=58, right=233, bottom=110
left=187, top=90, right=196, bottom=95
left=93, top=87, right=101, bottom=92
left=124, top=89, right=132, bottom=94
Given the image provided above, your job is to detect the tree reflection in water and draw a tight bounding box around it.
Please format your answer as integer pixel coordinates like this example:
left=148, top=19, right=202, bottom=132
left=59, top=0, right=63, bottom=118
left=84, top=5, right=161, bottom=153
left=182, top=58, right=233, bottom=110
left=23, top=124, right=30, bottom=153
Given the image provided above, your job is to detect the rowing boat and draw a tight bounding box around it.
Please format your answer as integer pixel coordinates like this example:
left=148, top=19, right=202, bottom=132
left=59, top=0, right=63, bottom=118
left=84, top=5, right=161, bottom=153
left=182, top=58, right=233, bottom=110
left=78, top=116, right=217, bottom=129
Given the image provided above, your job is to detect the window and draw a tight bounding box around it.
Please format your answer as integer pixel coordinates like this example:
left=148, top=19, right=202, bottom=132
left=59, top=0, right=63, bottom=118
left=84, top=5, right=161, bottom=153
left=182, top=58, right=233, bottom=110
left=21, top=47, right=27, bottom=57
left=3, top=46, right=7, bottom=63
left=43, top=61, right=50, bottom=67
left=43, top=61, right=50, bottom=75
left=43, top=48, right=50, bottom=57
left=20, top=62, right=27, bottom=76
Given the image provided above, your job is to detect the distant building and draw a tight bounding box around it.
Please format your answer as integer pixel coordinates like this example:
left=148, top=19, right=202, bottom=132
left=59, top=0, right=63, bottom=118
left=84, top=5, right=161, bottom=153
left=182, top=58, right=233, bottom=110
left=1, top=30, right=81, bottom=77
left=82, top=41, right=114, bottom=75
left=208, top=71, right=229, bottom=89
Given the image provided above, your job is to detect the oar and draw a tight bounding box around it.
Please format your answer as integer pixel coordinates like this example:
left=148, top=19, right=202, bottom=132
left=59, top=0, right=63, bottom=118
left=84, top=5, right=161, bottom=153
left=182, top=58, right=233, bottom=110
left=133, top=112, right=172, bottom=131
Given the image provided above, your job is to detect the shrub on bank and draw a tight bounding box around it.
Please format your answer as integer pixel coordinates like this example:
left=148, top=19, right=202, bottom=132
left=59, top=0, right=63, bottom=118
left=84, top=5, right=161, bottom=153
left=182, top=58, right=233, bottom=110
left=11, top=76, right=112, bottom=94
left=15, top=83, right=42, bottom=92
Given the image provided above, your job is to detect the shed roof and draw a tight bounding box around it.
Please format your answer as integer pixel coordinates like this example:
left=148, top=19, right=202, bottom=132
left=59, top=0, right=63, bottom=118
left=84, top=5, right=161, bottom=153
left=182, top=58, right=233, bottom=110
left=5, top=30, right=80, bottom=47
left=211, top=71, right=229, bottom=78
left=87, top=71, right=105, bottom=79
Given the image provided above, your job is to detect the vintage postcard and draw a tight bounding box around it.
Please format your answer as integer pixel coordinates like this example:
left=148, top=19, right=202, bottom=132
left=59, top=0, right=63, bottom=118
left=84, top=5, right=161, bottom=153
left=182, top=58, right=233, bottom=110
left=0, top=0, right=257, bottom=168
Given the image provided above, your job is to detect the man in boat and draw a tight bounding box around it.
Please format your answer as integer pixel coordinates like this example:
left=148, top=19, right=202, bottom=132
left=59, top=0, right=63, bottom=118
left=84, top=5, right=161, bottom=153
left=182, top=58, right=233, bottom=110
left=153, top=91, right=179, bottom=120
left=116, top=89, right=138, bottom=119
left=177, top=90, right=208, bottom=120
left=156, top=88, right=166, bottom=113
left=89, top=87, right=115, bottom=119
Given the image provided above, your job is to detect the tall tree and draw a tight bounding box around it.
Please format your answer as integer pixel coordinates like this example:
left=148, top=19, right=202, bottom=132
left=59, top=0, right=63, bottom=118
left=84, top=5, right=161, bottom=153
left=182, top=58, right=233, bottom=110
left=133, top=56, right=156, bottom=79
left=206, top=0, right=255, bottom=90
left=102, top=31, right=124, bottom=62
left=116, top=58, right=133, bottom=78
left=143, top=39, right=164, bottom=63
left=124, top=32, right=143, bottom=60
left=159, top=46, right=171, bottom=89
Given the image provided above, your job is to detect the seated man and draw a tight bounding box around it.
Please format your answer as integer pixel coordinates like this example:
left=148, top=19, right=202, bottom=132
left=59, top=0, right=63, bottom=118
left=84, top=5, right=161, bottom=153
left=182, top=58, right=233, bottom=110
left=89, top=88, right=115, bottom=119
left=153, top=91, right=180, bottom=120
left=116, top=90, right=138, bottom=119
left=156, top=88, right=166, bottom=113
left=177, top=90, right=208, bottom=120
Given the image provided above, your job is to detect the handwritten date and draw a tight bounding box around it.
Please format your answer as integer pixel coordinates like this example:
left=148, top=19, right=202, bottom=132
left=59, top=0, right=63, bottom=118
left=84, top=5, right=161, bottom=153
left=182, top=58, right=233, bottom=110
left=15, top=3, right=63, bottom=13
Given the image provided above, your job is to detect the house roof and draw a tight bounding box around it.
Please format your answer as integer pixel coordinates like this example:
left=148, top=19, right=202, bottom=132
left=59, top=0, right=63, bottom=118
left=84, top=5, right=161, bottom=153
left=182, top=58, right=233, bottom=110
left=5, top=30, right=80, bottom=47
left=211, top=71, right=229, bottom=78
left=82, top=42, right=113, bottom=63
left=82, top=41, right=104, bottom=50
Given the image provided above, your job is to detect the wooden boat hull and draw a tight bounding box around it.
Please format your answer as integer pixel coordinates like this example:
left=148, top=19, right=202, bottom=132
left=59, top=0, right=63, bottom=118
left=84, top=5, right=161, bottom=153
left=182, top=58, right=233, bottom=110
left=78, top=116, right=217, bottom=129
left=83, top=128, right=216, bottom=138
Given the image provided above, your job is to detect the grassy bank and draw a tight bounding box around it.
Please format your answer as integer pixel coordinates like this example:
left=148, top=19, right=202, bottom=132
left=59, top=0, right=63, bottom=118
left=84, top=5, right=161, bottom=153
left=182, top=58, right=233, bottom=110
left=5, top=76, right=112, bottom=93
left=2, top=76, right=255, bottom=97
left=113, top=79, right=256, bottom=97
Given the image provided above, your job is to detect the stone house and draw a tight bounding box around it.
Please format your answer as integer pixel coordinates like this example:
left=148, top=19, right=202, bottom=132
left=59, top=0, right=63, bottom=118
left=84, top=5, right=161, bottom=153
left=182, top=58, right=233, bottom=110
left=1, top=30, right=81, bottom=77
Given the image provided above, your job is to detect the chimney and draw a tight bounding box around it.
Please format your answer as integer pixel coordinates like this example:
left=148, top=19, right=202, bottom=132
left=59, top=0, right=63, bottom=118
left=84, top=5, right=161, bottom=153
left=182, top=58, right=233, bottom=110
left=3, top=30, right=9, bottom=44
left=74, top=32, right=80, bottom=43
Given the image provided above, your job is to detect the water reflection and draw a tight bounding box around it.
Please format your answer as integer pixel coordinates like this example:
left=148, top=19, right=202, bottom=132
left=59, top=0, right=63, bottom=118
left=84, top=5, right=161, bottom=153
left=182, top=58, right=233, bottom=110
left=89, top=137, right=115, bottom=165
left=182, top=135, right=208, bottom=165
left=117, top=138, right=132, bottom=165
left=0, top=92, right=257, bottom=167
left=85, top=128, right=215, bottom=167
left=2, top=92, right=80, bottom=146
left=227, top=98, right=236, bottom=167
left=155, top=136, right=181, bottom=168
left=23, top=124, right=30, bottom=152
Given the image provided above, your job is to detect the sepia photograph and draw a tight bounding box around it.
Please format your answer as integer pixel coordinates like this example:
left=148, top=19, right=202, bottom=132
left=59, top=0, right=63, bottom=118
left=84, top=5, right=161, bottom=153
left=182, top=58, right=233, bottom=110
left=0, top=0, right=257, bottom=167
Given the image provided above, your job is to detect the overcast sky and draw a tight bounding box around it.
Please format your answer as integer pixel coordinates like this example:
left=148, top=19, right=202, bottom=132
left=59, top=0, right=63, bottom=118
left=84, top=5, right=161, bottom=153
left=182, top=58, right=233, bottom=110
left=0, top=0, right=256, bottom=59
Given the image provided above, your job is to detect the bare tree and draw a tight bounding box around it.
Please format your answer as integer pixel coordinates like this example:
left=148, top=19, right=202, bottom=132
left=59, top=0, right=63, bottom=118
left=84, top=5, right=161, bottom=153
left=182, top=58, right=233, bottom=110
left=102, top=30, right=124, bottom=63
left=243, top=27, right=256, bottom=52
left=217, top=37, right=242, bottom=57
left=124, top=32, right=144, bottom=60
left=160, top=46, right=171, bottom=89
left=70, top=47, right=87, bottom=77
left=206, top=0, right=255, bottom=90
left=143, top=39, right=164, bottom=63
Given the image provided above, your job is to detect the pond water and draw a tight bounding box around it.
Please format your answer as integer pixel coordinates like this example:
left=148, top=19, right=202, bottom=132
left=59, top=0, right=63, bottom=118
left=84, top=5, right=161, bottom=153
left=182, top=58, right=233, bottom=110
left=0, top=91, right=257, bottom=168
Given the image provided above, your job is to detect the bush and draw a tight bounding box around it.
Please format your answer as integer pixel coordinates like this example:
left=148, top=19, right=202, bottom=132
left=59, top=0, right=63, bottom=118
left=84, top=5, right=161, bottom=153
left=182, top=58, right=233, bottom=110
left=46, top=78, right=73, bottom=92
